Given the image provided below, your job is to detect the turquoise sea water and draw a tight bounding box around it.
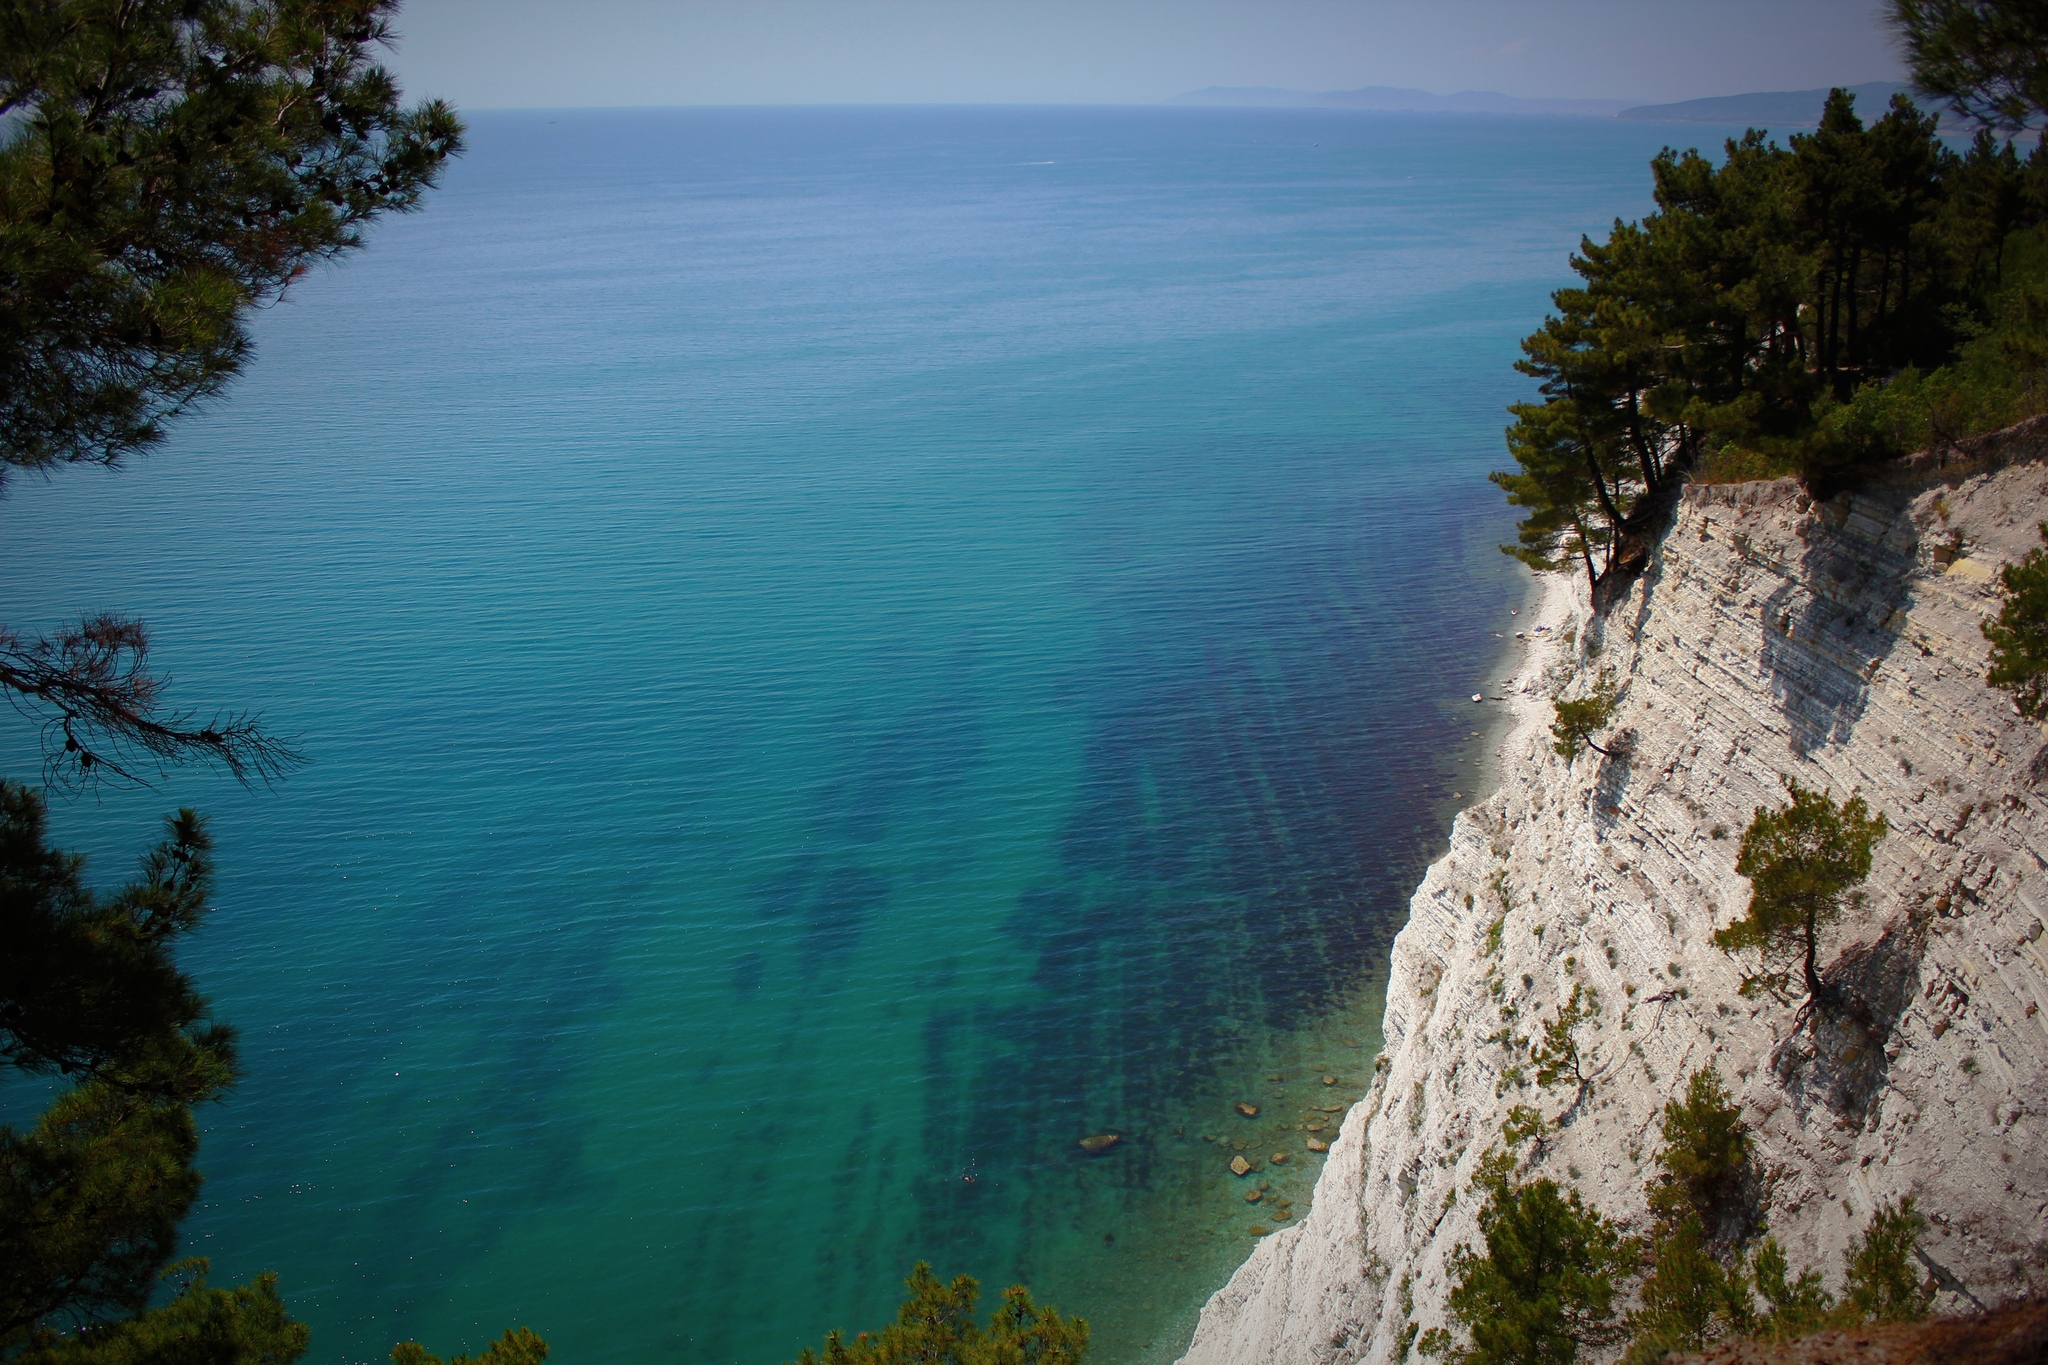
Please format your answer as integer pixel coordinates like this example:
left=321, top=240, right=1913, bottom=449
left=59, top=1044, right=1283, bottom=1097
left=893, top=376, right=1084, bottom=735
left=4, top=106, right=1716, bottom=1363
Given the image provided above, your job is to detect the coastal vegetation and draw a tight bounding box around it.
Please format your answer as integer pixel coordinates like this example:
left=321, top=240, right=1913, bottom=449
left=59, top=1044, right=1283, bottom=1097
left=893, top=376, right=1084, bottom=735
left=1984, top=523, right=2048, bottom=714
left=786, top=1266, right=1088, bottom=1365
left=1494, top=0, right=2048, bottom=598
left=1549, top=680, right=1619, bottom=763
left=0, top=0, right=458, bottom=790
left=1896, top=0, right=2048, bottom=134
left=1434, top=1163, right=1632, bottom=1365
left=1426, top=1068, right=1932, bottom=1365
left=0, top=4, right=527, bottom=1363
left=1713, top=782, right=1887, bottom=1010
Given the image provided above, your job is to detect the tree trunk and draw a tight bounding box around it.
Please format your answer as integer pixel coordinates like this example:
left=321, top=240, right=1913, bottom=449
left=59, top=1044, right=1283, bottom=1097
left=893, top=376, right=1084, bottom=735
left=1803, top=907, right=1826, bottom=1007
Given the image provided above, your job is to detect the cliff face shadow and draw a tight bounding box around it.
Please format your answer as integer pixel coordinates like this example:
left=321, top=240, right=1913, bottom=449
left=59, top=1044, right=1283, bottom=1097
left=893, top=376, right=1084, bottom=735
left=1755, top=492, right=1916, bottom=757
left=1590, top=736, right=1636, bottom=835
left=1770, top=913, right=1929, bottom=1126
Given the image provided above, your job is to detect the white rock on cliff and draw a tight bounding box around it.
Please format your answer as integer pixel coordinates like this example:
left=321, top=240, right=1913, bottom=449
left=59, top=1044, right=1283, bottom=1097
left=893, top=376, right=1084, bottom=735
left=1181, top=437, right=2048, bottom=1365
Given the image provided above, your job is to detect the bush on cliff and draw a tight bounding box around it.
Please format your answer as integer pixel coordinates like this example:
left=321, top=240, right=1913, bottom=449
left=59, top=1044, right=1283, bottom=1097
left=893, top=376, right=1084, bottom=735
left=1627, top=1070, right=1758, bottom=1361
left=1714, top=782, right=1887, bottom=1010
left=1985, top=522, right=2048, bottom=718
left=1435, top=1167, right=1633, bottom=1365
left=1647, top=1069, right=1752, bottom=1233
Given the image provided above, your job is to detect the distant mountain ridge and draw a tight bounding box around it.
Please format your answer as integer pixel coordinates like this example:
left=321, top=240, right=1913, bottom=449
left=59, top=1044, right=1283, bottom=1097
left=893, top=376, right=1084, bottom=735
left=1167, top=85, right=1631, bottom=118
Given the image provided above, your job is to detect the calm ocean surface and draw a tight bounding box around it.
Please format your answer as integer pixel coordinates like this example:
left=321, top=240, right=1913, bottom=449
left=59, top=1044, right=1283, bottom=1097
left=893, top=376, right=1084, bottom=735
left=3, top=106, right=1722, bottom=1363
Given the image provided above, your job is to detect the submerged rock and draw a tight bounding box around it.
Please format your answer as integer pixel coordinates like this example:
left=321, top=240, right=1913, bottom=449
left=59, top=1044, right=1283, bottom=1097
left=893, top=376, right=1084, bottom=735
left=1078, top=1132, right=1122, bottom=1155
left=1229, top=1155, right=1252, bottom=1177
left=1234, top=1101, right=1259, bottom=1118
left=1306, top=1137, right=1330, bottom=1153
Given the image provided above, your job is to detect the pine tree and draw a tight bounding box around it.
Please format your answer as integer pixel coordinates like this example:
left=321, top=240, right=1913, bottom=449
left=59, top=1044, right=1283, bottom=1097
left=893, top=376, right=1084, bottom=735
left=788, top=1264, right=1088, bottom=1365
left=1550, top=695, right=1617, bottom=763
left=1, top=0, right=462, bottom=788
left=1646, top=1069, right=1751, bottom=1231
left=1984, top=523, right=2048, bottom=717
left=1442, top=1172, right=1631, bottom=1365
left=1714, top=782, right=1887, bottom=1008
left=0, top=782, right=306, bottom=1364
left=1627, top=1070, right=1756, bottom=1362
left=1841, top=1199, right=1935, bottom=1325
left=392, top=1328, right=549, bottom=1365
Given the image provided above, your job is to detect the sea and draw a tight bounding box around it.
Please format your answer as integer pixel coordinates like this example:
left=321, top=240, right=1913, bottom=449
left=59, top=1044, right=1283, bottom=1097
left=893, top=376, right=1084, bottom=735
left=0, top=105, right=1749, bottom=1364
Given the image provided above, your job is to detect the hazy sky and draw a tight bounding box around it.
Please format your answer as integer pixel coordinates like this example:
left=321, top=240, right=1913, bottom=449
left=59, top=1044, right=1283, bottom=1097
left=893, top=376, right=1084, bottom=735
left=383, top=0, right=1909, bottom=110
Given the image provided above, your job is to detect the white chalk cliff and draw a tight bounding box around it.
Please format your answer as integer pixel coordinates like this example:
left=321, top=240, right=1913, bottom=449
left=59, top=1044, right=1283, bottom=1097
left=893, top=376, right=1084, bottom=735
left=1180, top=434, right=2048, bottom=1364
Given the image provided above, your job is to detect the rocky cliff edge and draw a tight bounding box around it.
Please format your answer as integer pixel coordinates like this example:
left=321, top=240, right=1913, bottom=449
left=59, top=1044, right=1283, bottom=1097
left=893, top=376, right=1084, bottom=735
left=1180, top=435, right=2048, bottom=1365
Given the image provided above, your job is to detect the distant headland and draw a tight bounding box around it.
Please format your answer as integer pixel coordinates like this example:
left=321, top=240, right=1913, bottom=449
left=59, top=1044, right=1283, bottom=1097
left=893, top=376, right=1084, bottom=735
left=1167, top=80, right=1923, bottom=127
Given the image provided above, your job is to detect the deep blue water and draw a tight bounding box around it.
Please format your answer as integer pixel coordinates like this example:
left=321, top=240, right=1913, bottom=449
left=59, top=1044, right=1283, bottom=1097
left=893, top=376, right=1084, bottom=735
left=3, top=105, right=1711, bottom=1363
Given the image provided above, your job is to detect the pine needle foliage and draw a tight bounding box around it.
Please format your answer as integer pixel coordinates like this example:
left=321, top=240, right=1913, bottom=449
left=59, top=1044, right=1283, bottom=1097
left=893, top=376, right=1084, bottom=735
left=1647, top=1069, right=1751, bottom=1230
left=0, top=783, right=300, bottom=1360
left=1626, top=1070, right=1757, bottom=1362
left=788, top=1264, right=1088, bottom=1365
left=0, top=0, right=464, bottom=483
left=1744, top=1237, right=1835, bottom=1344
left=391, top=1329, right=549, bottom=1365
left=1624, top=1217, right=1753, bottom=1365
left=1842, top=1199, right=1935, bottom=1325
left=1442, top=1174, right=1632, bottom=1365
left=1984, top=522, right=2048, bottom=717
left=1895, top=0, right=2048, bottom=133
left=1714, top=782, right=1886, bottom=1007
left=1530, top=985, right=1601, bottom=1104
left=1550, top=698, right=1616, bottom=763
left=8, top=1262, right=306, bottom=1365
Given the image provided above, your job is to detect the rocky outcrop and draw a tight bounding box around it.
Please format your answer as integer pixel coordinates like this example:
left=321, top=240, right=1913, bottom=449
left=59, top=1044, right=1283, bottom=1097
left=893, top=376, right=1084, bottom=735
left=1180, top=442, right=2048, bottom=1365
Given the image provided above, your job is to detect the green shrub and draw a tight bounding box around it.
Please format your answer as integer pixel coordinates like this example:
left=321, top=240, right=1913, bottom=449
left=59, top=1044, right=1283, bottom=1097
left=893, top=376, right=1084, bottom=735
left=1746, top=1238, right=1833, bottom=1343
left=1442, top=1172, right=1631, bottom=1365
left=1715, top=782, right=1886, bottom=1007
left=393, top=1329, right=548, bottom=1365
left=1841, top=1199, right=1934, bottom=1326
left=789, top=1264, right=1088, bottom=1365
left=1985, top=523, right=2048, bottom=717
left=1648, top=1069, right=1751, bottom=1228
left=1625, top=1216, right=1752, bottom=1364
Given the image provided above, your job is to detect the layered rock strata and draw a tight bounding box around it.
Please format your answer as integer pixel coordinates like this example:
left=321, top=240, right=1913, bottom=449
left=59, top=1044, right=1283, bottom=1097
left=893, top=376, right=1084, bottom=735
left=1181, top=442, right=2048, bottom=1365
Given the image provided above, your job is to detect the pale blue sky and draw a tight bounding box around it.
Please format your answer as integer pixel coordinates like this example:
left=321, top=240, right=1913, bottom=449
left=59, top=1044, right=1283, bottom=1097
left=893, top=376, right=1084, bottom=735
left=383, top=0, right=1908, bottom=110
